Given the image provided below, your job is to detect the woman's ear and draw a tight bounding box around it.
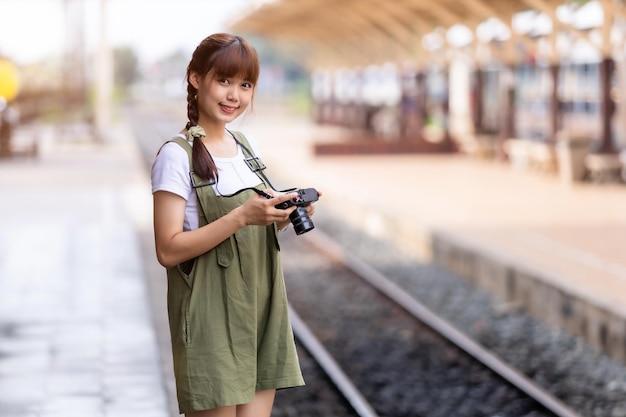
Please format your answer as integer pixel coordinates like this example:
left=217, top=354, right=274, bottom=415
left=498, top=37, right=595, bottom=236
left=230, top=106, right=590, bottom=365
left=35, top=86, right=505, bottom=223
left=189, top=72, right=201, bottom=90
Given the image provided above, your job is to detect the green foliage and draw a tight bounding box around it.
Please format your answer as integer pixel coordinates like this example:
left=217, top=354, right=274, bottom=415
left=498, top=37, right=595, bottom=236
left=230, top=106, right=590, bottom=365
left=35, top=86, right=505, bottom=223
left=247, top=35, right=308, bottom=83
left=286, top=79, right=312, bottom=116
left=571, top=0, right=589, bottom=9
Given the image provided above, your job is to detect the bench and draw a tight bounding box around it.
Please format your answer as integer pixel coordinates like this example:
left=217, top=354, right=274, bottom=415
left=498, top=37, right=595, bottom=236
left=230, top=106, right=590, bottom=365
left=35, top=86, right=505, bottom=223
left=585, top=153, right=624, bottom=184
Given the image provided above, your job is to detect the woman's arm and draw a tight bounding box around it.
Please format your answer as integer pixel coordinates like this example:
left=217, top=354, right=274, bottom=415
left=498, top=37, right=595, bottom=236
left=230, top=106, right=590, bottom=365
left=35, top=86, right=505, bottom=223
left=153, top=190, right=298, bottom=269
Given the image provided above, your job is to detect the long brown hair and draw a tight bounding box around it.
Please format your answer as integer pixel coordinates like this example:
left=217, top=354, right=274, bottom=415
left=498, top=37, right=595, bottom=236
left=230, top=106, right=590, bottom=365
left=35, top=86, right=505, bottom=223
left=185, top=33, right=260, bottom=181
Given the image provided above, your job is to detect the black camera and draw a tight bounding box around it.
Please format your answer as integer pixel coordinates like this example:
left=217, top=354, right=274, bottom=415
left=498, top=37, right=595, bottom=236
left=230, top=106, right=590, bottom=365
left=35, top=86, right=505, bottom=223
left=275, top=188, right=319, bottom=235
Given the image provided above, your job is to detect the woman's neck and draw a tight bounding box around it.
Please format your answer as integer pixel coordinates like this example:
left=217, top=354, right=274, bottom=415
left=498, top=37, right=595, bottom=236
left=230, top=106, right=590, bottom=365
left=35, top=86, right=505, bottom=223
left=194, top=121, right=237, bottom=157
left=198, top=122, right=227, bottom=142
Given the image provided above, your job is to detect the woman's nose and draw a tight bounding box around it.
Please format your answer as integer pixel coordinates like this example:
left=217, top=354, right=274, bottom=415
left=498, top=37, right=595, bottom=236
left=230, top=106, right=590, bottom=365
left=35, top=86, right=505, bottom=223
left=227, top=86, right=239, bottom=102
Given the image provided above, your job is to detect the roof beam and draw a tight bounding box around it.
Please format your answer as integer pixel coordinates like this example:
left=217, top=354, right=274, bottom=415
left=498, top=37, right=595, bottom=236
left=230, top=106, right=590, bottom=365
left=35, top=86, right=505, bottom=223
left=329, top=3, right=414, bottom=61
left=370, top=0, right=434, bottom=33
left=519, top=0, right=597, bottom=47
left=408, top=0, right=464, bottom=28
left=597, top=0, right=626, bottom=51
left=229, top=0, right=625, bottom=70
left=235, top=0, right=404, bottom=66
left=353, top=1, right=420, bottom=46
left=256, top=24, right=369, bottom=68
left=463, top=0, right=539, bottom=62
left=598, top=0, right=626, bottom=21
left=367, top=0, right=434, bottom=59
left=600, top=0, right=615, bottom=55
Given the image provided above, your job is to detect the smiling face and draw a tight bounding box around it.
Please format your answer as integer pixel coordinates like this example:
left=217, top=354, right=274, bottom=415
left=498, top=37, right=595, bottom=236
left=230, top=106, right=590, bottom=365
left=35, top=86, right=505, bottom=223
left=185, top=34, right=260, bottom=131
left=191, top=72, right=254, bottom=126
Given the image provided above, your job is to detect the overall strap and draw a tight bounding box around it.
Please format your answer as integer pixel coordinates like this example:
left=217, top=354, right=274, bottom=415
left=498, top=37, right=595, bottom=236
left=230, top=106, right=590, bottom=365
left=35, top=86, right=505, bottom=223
left=167, top=137, right=234, bottom=268
left=167, top=137, right=215, bottom=191
left=229, top=130, right=255, bottom=156
left=229, top=130, right=282, bottom=251
left=168, top=136, right=192, bottom=164
left=227, top=130, right=295, bottom=194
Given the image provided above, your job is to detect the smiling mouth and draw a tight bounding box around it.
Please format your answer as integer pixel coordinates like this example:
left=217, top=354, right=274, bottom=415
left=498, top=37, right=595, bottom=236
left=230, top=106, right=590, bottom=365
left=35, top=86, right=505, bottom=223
left=220, top=104, right=238, bottom=114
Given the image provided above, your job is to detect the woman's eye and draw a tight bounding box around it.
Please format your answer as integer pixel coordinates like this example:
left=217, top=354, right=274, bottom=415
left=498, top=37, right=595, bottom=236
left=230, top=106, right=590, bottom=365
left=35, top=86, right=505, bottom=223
left=219, top=79, right=229, bottom=85
left=242, top=82, right=252, bottom=88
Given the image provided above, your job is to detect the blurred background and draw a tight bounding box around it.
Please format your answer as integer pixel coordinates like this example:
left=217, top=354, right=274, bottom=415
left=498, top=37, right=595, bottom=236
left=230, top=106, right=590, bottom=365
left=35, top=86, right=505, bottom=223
left=1, top=0, right=626, bottom=179
left=0, top=0, right=264, bottom=147
left=2, top=1, right=626, bottom=416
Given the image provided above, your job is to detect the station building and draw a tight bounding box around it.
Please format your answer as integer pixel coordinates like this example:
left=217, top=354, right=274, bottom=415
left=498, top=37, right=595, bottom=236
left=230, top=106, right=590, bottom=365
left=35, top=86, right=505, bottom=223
left=231, top=0, right=626, bottom=183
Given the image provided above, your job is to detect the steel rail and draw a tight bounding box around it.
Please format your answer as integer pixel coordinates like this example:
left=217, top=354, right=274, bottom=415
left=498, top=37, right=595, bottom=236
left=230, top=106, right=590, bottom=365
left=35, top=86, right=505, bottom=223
left=288, top=305, right=380, bottom=417
left=303, top=229, right=585, bottom=417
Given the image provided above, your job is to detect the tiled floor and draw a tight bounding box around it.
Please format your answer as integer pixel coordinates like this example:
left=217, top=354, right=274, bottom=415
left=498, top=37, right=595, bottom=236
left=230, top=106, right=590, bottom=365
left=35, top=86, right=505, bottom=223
left=0, top=125, right=168, bottom=417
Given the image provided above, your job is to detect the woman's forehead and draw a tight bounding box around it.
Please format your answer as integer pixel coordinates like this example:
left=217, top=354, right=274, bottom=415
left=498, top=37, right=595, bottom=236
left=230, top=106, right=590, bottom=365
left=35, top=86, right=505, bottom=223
left=209, top=69, right=255, bottom=83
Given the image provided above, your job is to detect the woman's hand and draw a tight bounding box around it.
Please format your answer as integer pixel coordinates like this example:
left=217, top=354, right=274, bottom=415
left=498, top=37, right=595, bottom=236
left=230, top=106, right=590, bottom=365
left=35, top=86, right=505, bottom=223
left=154, top=189, right=320, bottom=268
left=275, top=189, right=322, bottom=232
left=153, top=189, right=294, bottom=269
left=304, top=189, right=322, bottom=218
left=235, top=189, right=299, bottom=226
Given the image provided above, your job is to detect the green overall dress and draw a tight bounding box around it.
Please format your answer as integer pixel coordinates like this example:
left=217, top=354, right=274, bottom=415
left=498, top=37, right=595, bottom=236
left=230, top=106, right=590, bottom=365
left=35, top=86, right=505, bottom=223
left=165, top=134, right=304, bottom=414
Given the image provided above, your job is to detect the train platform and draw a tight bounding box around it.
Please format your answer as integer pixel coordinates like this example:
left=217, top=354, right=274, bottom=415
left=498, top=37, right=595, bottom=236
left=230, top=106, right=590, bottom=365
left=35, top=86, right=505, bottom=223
left=238, top=103, right=626, bottom=364
left=0, top=122, right=171, bottom=417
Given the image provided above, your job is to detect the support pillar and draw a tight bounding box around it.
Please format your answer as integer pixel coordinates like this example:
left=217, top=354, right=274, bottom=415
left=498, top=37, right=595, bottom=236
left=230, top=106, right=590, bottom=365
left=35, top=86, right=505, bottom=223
left=499, top=67, right=516, bottom=138
left=598, top=57, right=616, bottom=153
left=495, top=66, right=516, bottom=160
left=472, top=69, right=484, bottom=136
left=549, top=63, right=560, bottom=143
left=94, top=0, right=112, bottom=142
left=415, top=71, right=427, bottom=137
left=442, top=68, right=451, bottom=143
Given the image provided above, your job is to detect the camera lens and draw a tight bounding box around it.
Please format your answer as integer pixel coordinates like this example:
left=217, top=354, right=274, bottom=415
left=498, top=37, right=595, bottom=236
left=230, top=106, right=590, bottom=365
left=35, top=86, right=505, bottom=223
left=289, top=206, right=315, bottom=235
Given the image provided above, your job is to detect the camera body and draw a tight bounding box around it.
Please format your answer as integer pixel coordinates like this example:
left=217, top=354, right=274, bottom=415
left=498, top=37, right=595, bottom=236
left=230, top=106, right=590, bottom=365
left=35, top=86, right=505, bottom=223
left=274, top=188, right=319, bottom=210
left=276, top=188, right=319, bottom=235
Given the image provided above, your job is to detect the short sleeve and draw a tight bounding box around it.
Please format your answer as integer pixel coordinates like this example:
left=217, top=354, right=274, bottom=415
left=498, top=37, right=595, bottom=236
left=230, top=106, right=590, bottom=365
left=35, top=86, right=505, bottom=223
left=151, top=141, right=192, bottom=200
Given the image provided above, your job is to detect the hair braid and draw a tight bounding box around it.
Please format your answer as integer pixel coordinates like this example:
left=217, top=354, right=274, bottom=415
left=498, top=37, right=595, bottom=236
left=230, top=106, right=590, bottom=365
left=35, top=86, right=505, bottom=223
left=184, top=82, right=217, bottom=181
left=185, top=84, right=198, bottom=130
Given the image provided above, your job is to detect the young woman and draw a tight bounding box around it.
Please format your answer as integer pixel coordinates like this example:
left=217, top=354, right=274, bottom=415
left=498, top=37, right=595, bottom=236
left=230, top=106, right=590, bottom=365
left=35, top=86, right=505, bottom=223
left=151, top=33, right=316, bottom=417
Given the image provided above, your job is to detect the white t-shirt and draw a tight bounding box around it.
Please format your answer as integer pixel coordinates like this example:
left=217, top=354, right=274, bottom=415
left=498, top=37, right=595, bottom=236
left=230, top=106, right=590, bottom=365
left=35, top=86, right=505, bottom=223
left=151, top=133, right=264, bottom=231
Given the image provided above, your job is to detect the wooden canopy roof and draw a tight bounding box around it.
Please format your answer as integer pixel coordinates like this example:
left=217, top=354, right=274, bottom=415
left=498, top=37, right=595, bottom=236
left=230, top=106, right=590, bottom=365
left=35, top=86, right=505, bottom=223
left=230, top=0, right=625, bottom=68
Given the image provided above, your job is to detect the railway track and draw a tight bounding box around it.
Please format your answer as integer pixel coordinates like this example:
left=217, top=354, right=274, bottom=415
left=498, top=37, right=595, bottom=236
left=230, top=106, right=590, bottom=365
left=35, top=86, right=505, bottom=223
left=278, top=229, right=580, bottom=417
left=279, top=228, right=584, bottom=417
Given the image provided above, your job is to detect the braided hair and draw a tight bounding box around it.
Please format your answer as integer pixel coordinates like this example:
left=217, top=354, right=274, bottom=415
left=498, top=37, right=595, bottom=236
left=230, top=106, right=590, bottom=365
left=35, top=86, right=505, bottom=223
left=185, top=33, right=260, bottom=181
